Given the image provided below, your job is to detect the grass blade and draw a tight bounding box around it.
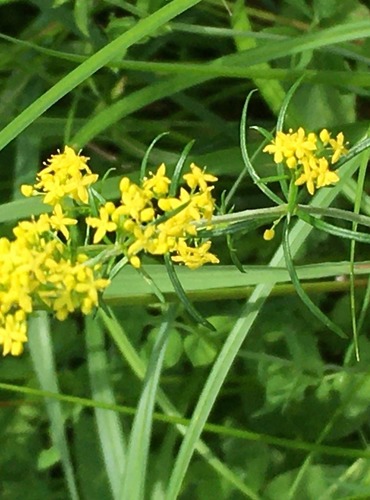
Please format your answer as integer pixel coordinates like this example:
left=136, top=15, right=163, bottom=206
left=119, top=305, right=176, bottom=500
left=28, top=312, right=79, bottom=500
left=0, top=0, right=202, bottom=152
left=85, top=316, right=127, bottom=500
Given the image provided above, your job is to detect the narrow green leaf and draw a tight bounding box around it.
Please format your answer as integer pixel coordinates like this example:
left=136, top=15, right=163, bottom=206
left=296, top=210, right=370, bottom=244
left=28, top=312, right=79, bottom=500
left=240, top=90, right=284, bottom=205
left=98, top=307, right=255, bottom=497
left=140, top=132, right=169, bottom=182
left=169, top=140, right=195, bottom=197
left=282, top=219, right=347, bottom=338
left=120, top=305, right=176, bottom=500
left=164, top=254, right=215, bottom=331
left=85, top=316, right=126, bottom=500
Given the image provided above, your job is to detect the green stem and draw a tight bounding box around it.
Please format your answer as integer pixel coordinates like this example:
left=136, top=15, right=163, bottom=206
left=298, top=204, right=370, bottom=228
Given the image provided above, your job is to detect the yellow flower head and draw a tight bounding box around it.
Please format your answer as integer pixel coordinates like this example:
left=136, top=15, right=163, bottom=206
left=264, top=128, right=345, bottom=195
left=21, top=146, right=98, bottom=206
left=143, top=163, right=171, bottom=196
left=183, top=163, right=218, bottom=191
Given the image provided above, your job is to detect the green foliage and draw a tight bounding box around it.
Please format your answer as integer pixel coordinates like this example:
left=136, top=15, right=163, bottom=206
left=1, top=0, right=370, bottom=499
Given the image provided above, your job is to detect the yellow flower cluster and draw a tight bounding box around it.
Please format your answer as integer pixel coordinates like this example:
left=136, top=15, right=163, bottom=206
left=86, top=163, right=220, bottom=270
left=0, top=216, right=109, bottom=356
left=0, top=147, right=110, bottom=356
left=263, top=128, right=348, bottom=195
left=1, top=146, right=220, bottom=356
left=21, top=146, right=98, bottom=205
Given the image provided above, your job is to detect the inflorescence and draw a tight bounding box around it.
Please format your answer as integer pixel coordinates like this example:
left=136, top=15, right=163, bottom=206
left=0, top=147, right=219, bottom=356
left=263, top=127, right=347, bottom=195
left=1, top=127, right=347, bottom=356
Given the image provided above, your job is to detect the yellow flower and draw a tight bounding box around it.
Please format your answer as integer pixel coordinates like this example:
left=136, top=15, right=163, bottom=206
left=86, top=203, right=117, bottom=243
left=23, top=146, right=98, bottom=206
left=143, top=163, right=171, bottom=196
left=20, top=184, right=34, bottom=197
left=329, top=132, right=348, bottom=164
left=49, top=204, right=78, bottom=240
left=295, top=157, right=318, bottom=195
left=292, top=128, right=317, bottom=159
left=316, top=158, right=339, bottom=188
left=171, top=239, right=219, bottom=269
left=183, top=163, right=218, bottom=191
left=319, top=128, right=331, bottom=145
left=0, top=310, right=28, bottom=356
left=265, top=128, right=345, bottom=196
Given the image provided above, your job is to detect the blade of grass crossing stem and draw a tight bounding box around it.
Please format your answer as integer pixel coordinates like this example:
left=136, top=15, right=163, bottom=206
left=119, top=305, right=176, bottom=500
left=85, top=316, right=126, bottom=500
left=2, top=381, right=370, bottom=464
left=282, top=218, right=347, bottom=338
left=28, top=312, right=79, bottom=500
left=0, top=0, right=202, bottom=152
left=165, top=156, right=361, bottom=500
left=98, top=307, right=257, bottom=498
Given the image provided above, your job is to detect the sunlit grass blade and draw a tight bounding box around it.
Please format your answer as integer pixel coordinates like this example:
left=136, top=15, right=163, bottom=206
left=85, top=316, right=126, bottom=500
left=119, top=305, right=176, bottom=500
left=103, top=259, right=370, bottom=306
left=28, top=312, right=79, bottom=500
left=0, top=0, right=202, bottom=151
left=165, top=156, right=360, bottom=500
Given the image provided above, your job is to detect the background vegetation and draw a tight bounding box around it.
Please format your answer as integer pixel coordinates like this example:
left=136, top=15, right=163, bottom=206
left=0, top=0, right=370, bottom=498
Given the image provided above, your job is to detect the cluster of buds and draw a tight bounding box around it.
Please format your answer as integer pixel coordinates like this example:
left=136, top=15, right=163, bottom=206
left=263, top=127, right=347, bottom=195
left=0, top=147, right=219, bottom=356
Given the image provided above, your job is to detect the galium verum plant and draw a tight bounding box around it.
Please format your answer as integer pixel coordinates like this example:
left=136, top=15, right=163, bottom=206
left=1, top=121, right=368, bottom=358
left=0, top=146, right=219, bottom=356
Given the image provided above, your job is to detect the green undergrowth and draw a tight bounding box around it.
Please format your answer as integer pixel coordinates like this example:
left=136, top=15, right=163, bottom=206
left=1, top=1, right=370, bottom=499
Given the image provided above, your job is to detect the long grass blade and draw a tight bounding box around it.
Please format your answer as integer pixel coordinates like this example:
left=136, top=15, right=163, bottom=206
left=119, top=305, right=176, bottom=500
left=85, top=316, right=126, bottom=500
left=28, top=312, right=79, bottom=500
left=0, top=0, right=202, bottom=152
